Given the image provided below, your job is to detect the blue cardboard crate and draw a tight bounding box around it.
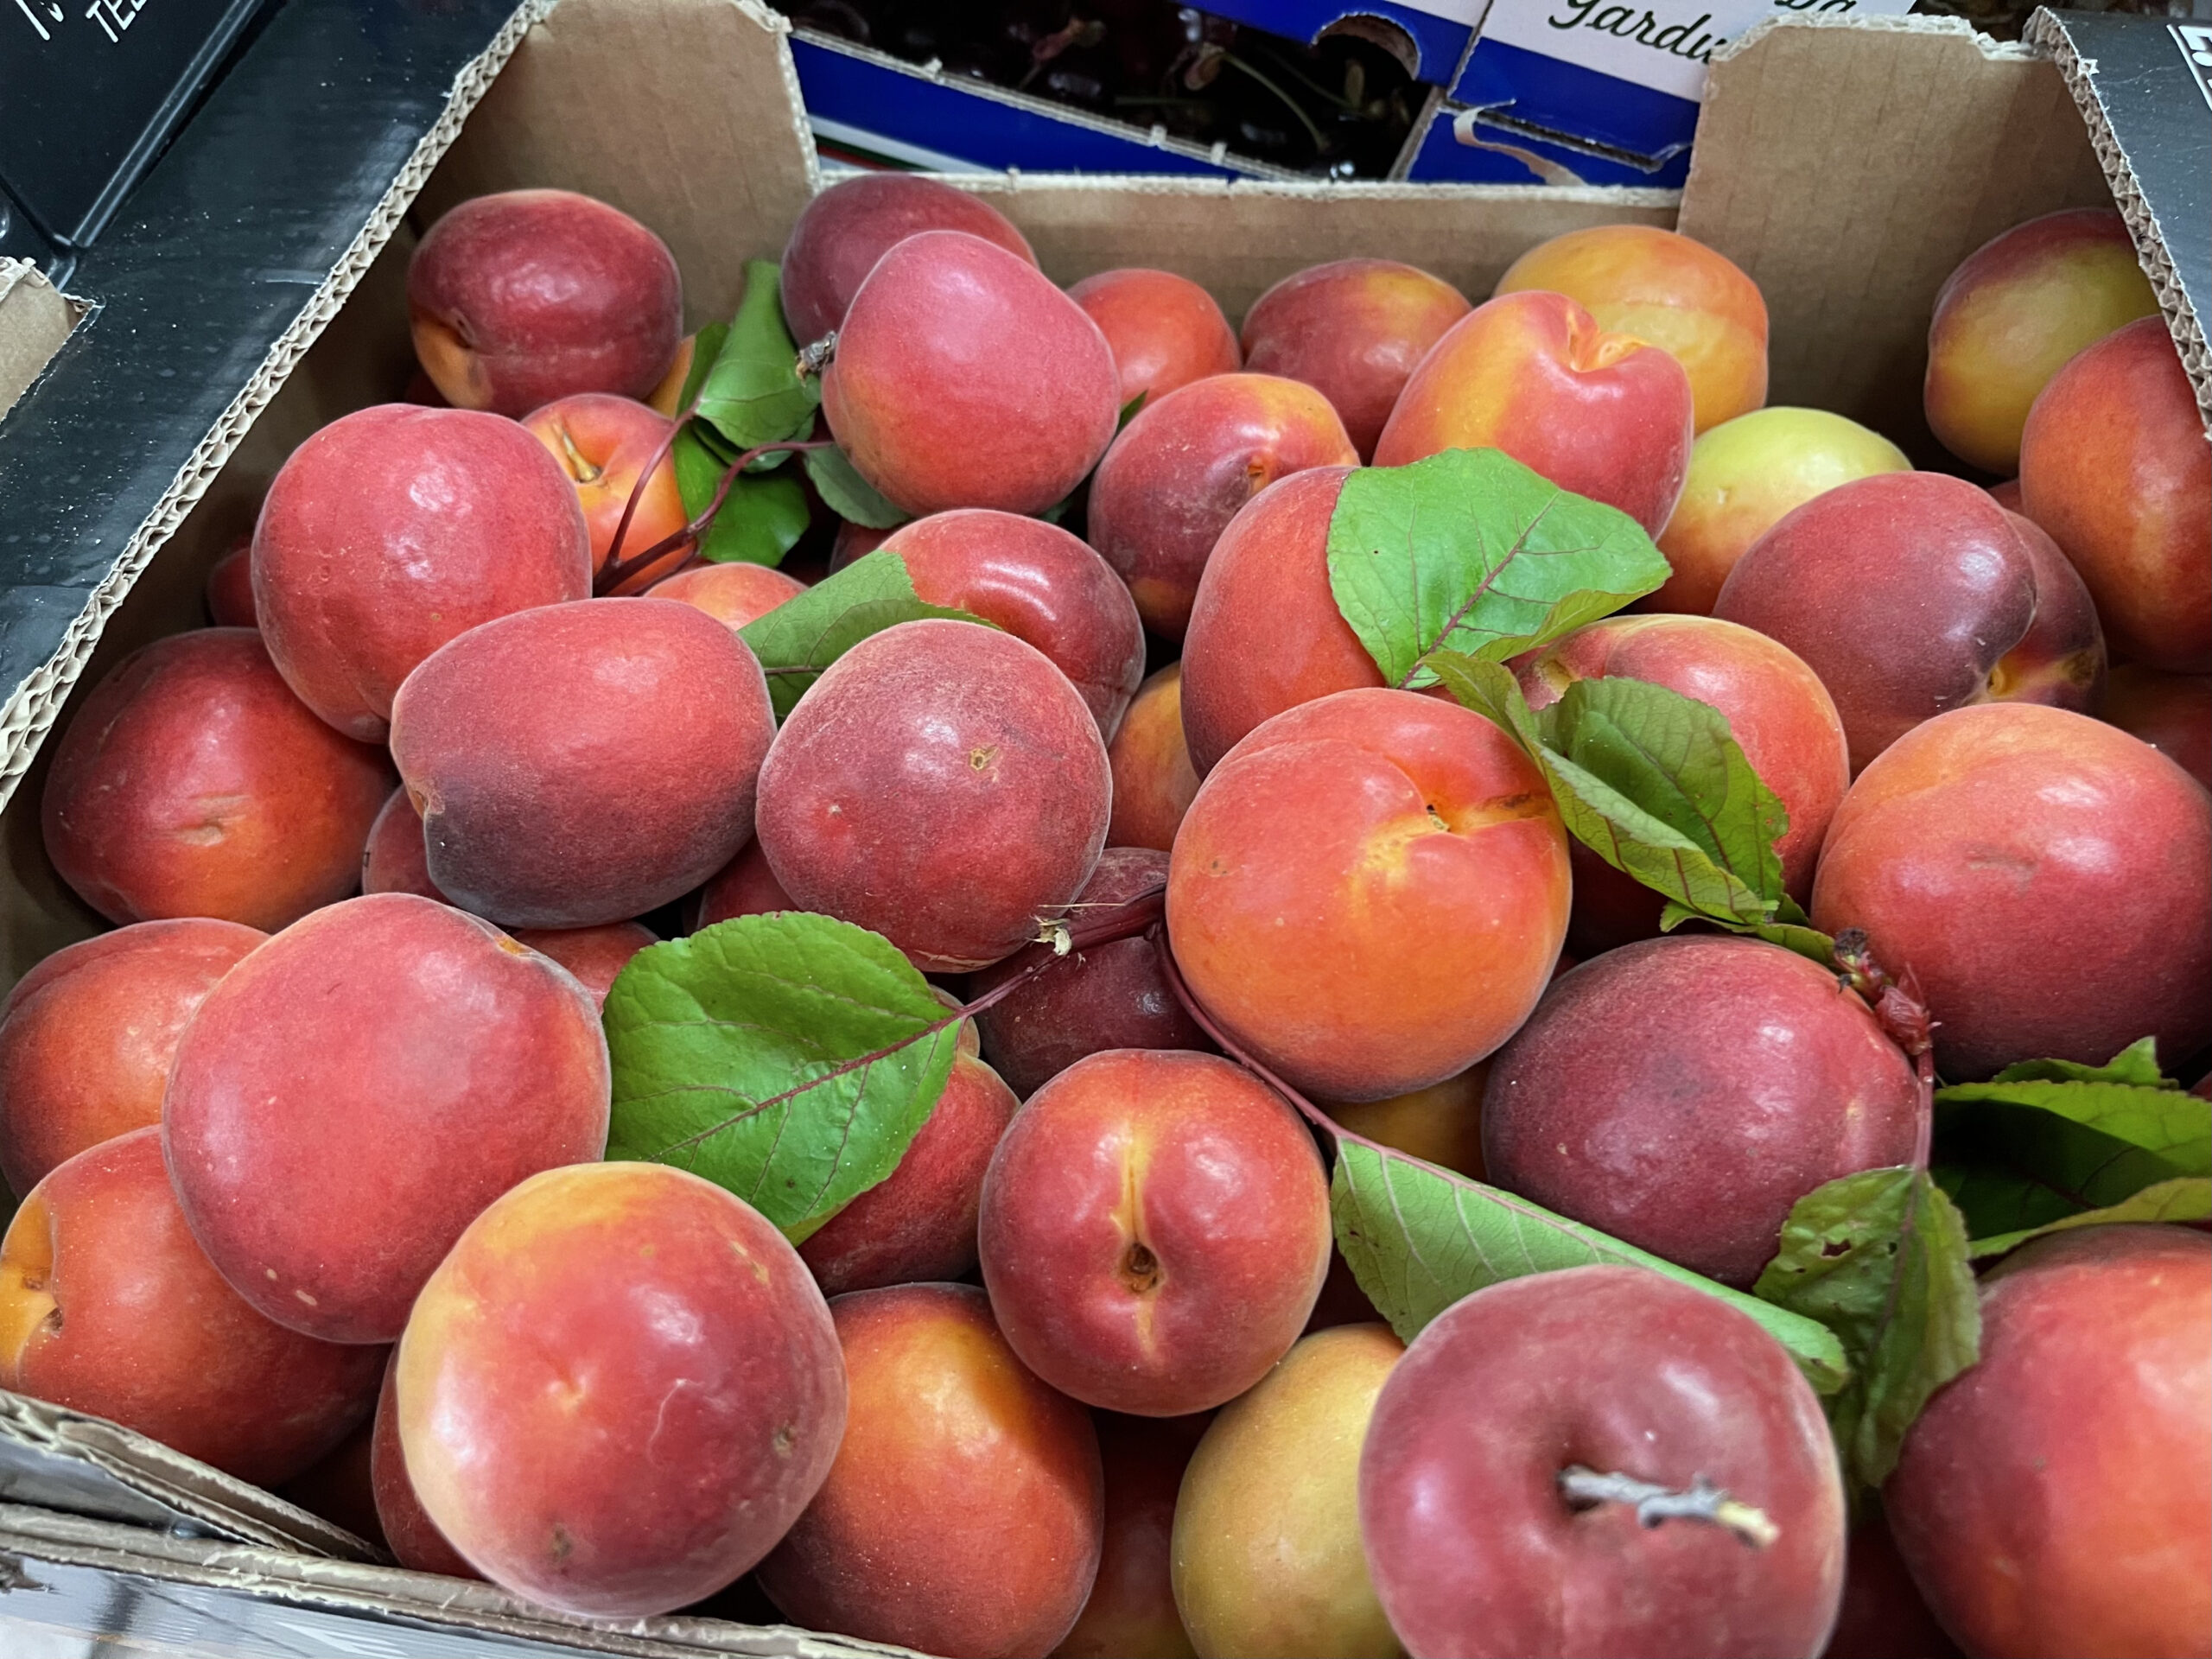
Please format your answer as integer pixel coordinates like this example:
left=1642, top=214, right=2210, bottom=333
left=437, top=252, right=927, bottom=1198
left=1402, top=101, right=1691, bottom=186
left=1194, top=0, right=1480, bottom=86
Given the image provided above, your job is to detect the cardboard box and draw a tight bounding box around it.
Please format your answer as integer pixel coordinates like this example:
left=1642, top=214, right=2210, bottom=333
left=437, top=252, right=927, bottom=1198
left=0, top=1, right=2201, bottom=1649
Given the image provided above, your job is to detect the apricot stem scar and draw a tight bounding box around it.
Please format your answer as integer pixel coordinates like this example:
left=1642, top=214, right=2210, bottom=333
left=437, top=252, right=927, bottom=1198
left=1558, top=1465, right=1778, bottom=1548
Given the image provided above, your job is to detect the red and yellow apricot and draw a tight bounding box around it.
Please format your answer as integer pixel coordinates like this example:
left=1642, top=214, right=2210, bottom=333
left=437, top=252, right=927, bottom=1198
left=522, top=392, right=691, bottom=590
left=1055, top=1412, right=1209, bottom=1659
left=369, top=1356, right=474, bottom=1578
left=1069, top=268, right=1241, bottom=405
left=1107, top=665, right=1203, bottom=852
left=780, top=173, right=1037, bottom=346
left=647, top=560, right=807, bottom=631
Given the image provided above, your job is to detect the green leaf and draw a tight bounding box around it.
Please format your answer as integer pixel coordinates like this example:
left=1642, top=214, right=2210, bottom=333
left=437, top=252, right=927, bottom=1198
left=676, top=320, right=729, bottom=414
left=1965, top=1176, right=2212, bottom=1259
left=1934, top=1076, right=2209, bottom=1174
left=1986, top=1037, right=2171, bottom=1090
left=672, top=424, right=810, bottom=568
left=1331, top=1138, right=1849, bottom=1395
left=1934, top=1101, right=2195, bottom=1242
left=1327, top=448, right=1670, bottom=689
left=695, top=261, right=821, bottom=451
left=739, top=549, right=988, bottom=721
left=1117, top=391, right=1147, bottom=429
left=804, top=444, right=909, bottom=531
left=1753, top=1167, right=1980, bottom=1488
left=603, top=913, right=960, bottom=1243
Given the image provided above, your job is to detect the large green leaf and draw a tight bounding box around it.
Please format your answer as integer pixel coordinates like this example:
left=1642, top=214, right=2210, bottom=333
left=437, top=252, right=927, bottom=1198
left=1753, top=1167, right=1980, bottom=1488
left=694, top=260, right=821, bottom=450
left=804, top=443, right=908, bottom=531
left=1965, top=1176, right=2212, bottom=1259
left=1331, top=1138, right=1848, bottom=1394
left=739, top=549, right=988, bottom=721
left=1986, top=1036, right=2170, bottom=1089
left=1935, top=1103, right=2196, bottom=1241
left=1327, top=448, right=1669, bottom=689
left=1934, top=1077, right=2209, bottom=1175
left=672, top=424, right=810, bottom=568
left=675, top=320, right=728, bottom=414
left=603, top=913, right=959, bottom=1242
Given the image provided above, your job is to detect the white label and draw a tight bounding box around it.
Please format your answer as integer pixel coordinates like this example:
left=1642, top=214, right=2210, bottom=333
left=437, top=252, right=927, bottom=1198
left=1475, top=0, right=1913, bottom=103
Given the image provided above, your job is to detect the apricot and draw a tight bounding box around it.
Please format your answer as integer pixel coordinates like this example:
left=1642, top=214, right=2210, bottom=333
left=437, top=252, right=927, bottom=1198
left=390, top=598, right=774, bottom=928
left=969, top=848, right=1207, bottom=1098
left=1169, top=688, right=1569, bottom=1102
left=1887, top=1226, right=2210, bottom=1658
left=755, top=619, right=1110, bottom=971
left=1811, top=702, right=2212, bottom=1080
left=1994, top=507, right=2107, bottom=710
left=822, top=231, right=1119, bottom=518
left=0, top=1128, right=383, bottom=1486
left=2020, top=315, right=2211, bottom=672
left=756, top=1283, right=1103, bottom=1658
left=1171, top=1323, right=1404, bottom=1659
left=205, top=538, right=255, bottom=626
left=647, top=560, right=807, bottom=631
left=163, top=893, right=610, bottom=1344
left=1514, top=613, right=1849, bottom=953
left=1088, top=373, right=1357, bottom=639
left=359, top=785, right=445, bottom=901
left=397, top=1162, right=844, bottom=1618
left=978, top=1048, right=1332, bottom=1416
left=1924, top=208, right=2158, bottom=474
left=1495, top=224, right=1770, bottom=433
left=645, top=331, right=696, bottom=417
left=408, top=189, right=682, bottom=416
left=522, top=392, right=690, bottom=589
left=1240, top=257, right=1471, bottom=461
left=1715, top=471, right=2101, bottom=772
left=41, top=628, right=393, bottom=930
left=796, top=1047, right=1019, bottom=1296
left=1178, top=467, right=1381, bottom=777
left=370, top=1355, right=474, bottom=1578
left=1069, top=268, right=1241, bottom=405
left=693, top=836, right=800, bottom=929
left=2102, top=664, right=2212, bottom=789
left=1319, top=1065, right=1488, bottom=1180
left=1361, top=1265, right=1846, bottom=1659
left=880, top=509, right=1147, bottom=736
left=1109, top=665, right=1203, bottom=851
left=1056, top=1413, right=1208, bottom=1659
left=1652, top=407, right=1910, bottom=615
left=0, top=918, right=263, bottom=1195
left=781, top=173, right=1037, bottom=346
left=253, top=404, right=591, bottom=741
left=1376, top=289, right=1695, bottom=535
left=1483, top=937, right=1922, bottom=1287
left=508, top=921, right=655, bottom=1010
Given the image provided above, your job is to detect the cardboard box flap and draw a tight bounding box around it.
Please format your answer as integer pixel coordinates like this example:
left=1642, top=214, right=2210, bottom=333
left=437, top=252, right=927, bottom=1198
left=0, top=261, right=83, bottom=423
left=1679, top=12, right=2108, bottom=457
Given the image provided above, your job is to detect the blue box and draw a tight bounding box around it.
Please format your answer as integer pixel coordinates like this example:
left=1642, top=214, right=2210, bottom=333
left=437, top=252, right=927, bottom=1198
left=1402, top=100, right=1691, bottom=186
left=1195, top=0, right=1479, bottom=86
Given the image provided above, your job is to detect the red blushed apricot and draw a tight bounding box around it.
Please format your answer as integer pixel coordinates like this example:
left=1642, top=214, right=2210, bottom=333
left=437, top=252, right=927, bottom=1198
left=1887, top=1226, right=2210, bottom=1658
left=1813, top=703, right=2212, bottom=1080
left=0, top=918, right=264, bottom=1196
left=508, top=921, right=655, bottom=1010
left=1055, top=1412, right=1208, bottom=1659
left=798, top=1049, right=1020, bottom=1296
left=0, top=1129, right=384, bottom=1486
left=206, top=538, right=256, bottom=626
left=757, top=1283, right=1104, bottom=1658
left=647, top=561, right=807, bottom=631
left=881, top=510, right=1147, bottom=737
left=397, top=1163, right=845, bottom=1618
left=1169, top=689, right=1569, bottom=1103
left=978, top=1049, right=1332, bottom=1416
left=1515, top=613, right=1849, bottom=953
left=1109, top=665, right=1202, bottom=852
left=253, top=404, right=592, bottom=741
left=163, top=893, right=610, bottom=1343
left=1924, top=209, right=2158, bottom=475
left=41, top=629, right=393, bottom=931
left=2102, top=664, right=2212, bottom=789
left=1376, top=289, right=1694, bottom=535
left=970, top=849, right=1208, bottom=1099
left=1992, top=508, right=2105, bottom=712
left=755, top=620, right=1110, bottom=972
left=390, top=599, right=775, bottom=928
left=1179, top=467, right=1382, bottom=777
left=1652, top=408, right=1910, bottom=616
left=1240, top=257, right=1471, bottom=462
left=1088, top=373, right=1358, bottom=640
left=1495, top=225, right=1769, bottom=434
left=1069, top=268, right=1241, bottom=405
left=823, top=231, right=1119, bottom=518
left=359, top=785, right=445, bottom=901
left=781, top=174, right=1037, bottom=346
left=2020, top=316, right=2212, bottom=672
left=693, top=836, right=800, bottom=929
left=1482, top=938, right=1922, bottom=1287
left=522, top=393, right=690, bottom=590
left=370, top=1355, right=474, bottom=1578
left=408, top=190, right=681, bottom=416
left=1360, top=1267, right=1845, bottom=1659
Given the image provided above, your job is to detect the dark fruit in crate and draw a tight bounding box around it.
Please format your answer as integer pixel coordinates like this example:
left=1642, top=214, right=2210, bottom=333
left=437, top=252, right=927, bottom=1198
left=359, top=786, right=444, bottom=902
left=780, top=172, right=1036, bottom=346
left=2101, top=664, right=2212, bottom=790
left=1068, top=267, right=1240, bottom=406
left=206, top=538, right=256, bottom=626
left=1054, top=1411, right=1208, bottom=1659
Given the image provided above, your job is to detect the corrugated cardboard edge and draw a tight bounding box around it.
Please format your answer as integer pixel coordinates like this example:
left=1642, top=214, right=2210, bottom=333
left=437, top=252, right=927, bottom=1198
left=0, top=1504, right=918, bottom=1659
left=0, top=0, right=550, bottom=815
left=2024, top=7, right=2211, bottom=423
left=0, top=263, right=85, bottom=424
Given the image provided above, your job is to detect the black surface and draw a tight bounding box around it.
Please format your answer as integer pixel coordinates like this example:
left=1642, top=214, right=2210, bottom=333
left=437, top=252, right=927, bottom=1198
left=0, top=0, right=524, bottom=710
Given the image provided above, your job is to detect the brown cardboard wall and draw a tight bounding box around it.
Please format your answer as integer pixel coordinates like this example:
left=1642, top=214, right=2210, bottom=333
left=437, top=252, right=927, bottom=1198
left=0, top=263, right=82, bottom=424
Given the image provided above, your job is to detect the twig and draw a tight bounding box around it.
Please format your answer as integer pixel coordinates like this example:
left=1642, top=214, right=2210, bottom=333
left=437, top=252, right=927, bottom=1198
left=1558, top=1466, right=1779, bottom=1548
left=596, top=437, right=830, bottom=596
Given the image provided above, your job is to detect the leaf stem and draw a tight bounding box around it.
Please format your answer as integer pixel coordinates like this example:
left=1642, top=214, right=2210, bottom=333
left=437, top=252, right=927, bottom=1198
left=1558, top=1466, right=1778, bottom=1548
left=597, top=436, right=830, bottom=596
left=601, top=398, right=697, bottom=592
left=1832, top=928, right=1936, bottom=1170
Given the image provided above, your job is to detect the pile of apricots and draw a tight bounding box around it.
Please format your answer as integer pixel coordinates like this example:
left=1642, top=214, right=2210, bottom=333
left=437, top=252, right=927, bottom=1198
left=0, top=172, right=2207, bottom=1659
